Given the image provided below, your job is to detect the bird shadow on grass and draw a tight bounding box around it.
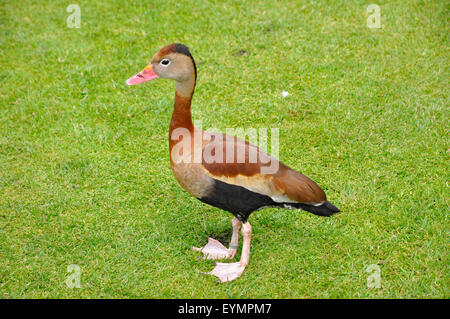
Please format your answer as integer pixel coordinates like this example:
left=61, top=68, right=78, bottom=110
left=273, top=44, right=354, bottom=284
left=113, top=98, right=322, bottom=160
left=203, top=228, right=234, bottom=246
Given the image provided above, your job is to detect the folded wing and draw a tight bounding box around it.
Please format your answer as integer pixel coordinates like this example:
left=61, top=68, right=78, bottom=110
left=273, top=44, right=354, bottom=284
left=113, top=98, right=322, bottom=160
left=200, top=131, right=327, bottom=205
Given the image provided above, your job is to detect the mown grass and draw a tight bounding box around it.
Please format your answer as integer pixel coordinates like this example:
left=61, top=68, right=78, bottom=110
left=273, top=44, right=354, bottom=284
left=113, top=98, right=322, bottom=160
left=0, top=0, right=448, bottom=298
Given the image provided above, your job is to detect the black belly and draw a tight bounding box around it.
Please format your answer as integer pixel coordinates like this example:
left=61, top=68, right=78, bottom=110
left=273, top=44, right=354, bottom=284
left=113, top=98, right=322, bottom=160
left=198, top=178, right=278, bottom=222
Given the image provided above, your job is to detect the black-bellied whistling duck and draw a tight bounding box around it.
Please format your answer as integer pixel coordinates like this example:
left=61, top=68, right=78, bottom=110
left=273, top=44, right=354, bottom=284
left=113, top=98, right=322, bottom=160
left=126, top=43, right=340, bottom=283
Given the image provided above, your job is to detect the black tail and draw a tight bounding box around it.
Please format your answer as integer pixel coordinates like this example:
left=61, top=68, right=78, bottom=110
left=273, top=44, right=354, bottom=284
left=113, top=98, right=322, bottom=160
left=284, top=201, right=340, bottom=217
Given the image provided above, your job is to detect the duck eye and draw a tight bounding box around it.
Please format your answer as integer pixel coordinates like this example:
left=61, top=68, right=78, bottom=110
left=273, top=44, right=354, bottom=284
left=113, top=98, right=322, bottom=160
left=160, top=59, right=171, bottom=66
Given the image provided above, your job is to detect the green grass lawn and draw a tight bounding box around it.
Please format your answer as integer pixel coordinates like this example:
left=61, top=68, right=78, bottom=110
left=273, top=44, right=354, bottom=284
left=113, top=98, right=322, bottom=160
left=0, top=0, right=448, bottom=298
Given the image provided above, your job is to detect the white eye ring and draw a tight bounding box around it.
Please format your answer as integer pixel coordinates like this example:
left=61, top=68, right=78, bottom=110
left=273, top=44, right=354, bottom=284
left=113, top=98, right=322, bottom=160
left=160, top=59, right=171, bottom=67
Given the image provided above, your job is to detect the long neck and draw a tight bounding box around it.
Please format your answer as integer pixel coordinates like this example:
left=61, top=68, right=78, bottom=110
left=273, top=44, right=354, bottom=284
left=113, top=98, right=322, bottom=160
left=169, top=77, right=196, bottom=149
left=170, top=91, right=194, bottom=132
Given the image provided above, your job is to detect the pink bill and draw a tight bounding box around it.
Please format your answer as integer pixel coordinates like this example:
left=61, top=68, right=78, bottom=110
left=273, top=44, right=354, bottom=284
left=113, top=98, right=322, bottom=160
left=126, top=64, right=159, bottom=85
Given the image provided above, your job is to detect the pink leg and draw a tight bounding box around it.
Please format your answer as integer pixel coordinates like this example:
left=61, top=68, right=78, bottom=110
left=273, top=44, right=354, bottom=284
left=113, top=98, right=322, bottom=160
left=228, top=217, right=242, bottom=259
left=208, top=221, right=252, bottom=283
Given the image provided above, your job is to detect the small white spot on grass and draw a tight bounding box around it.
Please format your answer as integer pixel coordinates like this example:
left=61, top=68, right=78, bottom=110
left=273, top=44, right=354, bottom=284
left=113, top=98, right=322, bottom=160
left=281, top=91, right=289, bottom=98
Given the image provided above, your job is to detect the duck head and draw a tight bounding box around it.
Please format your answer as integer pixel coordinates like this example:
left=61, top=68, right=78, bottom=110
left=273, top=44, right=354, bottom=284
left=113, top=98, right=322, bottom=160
left=126, top=43, right=196, bottom=86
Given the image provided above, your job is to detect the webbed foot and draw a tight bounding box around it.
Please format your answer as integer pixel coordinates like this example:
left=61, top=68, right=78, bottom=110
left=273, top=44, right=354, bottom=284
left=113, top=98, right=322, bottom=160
left=191, top=238, right=237, bottom=260
left=207, top=262, right=246, bottom=283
